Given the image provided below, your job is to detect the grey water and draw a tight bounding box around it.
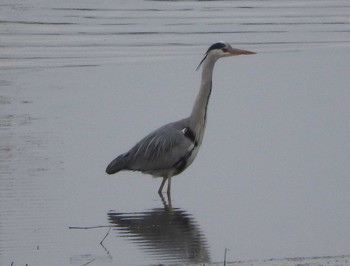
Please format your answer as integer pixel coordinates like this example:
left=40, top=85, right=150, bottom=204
left=1, top=0, right=350, bottom=265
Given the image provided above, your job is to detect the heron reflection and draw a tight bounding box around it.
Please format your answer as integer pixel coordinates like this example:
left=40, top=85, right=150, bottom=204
left=107, top=194, right=210, bottom=264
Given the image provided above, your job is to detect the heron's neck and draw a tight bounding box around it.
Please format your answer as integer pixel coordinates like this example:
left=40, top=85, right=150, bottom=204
left=189, top=57, right=216, bottom=143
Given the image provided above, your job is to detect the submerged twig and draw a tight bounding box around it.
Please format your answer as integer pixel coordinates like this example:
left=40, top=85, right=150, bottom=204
left=69, top=225, right=111, bottom=229
left=224, top=248, right=230, bottom=266
left=69, top=225, right=113, bottom=246
left=81, top=258, right=95, bottom=266
left=100, top=227, right=112, bottom=245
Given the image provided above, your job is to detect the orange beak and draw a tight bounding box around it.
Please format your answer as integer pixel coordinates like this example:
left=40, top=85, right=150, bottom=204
left=228, top=47, right=256, bottom=56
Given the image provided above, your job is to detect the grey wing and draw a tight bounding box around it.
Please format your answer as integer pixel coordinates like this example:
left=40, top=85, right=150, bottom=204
left=125, top=122, right=194, bottom=172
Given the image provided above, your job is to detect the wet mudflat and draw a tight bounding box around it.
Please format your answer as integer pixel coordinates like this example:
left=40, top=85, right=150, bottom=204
left=1, top=0, right=350, bottom=265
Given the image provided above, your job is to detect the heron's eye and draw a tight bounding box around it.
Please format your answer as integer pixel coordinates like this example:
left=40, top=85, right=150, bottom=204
left=222, top=47, right=228, bottom=52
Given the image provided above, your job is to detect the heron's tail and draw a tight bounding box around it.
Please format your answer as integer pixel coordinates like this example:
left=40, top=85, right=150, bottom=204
left=106, top=153, right=128, bottom=175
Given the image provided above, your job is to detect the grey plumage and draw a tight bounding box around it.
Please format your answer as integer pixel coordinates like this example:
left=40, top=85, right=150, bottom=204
left=106, top=42, right=255, bottom=194
left=106, top=119, right=196, bottom=177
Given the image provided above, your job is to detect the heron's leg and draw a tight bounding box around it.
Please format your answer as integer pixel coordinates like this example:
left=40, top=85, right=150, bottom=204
left=158, top=177, right=167, bottom=194
left=158, top=192, right=172, bottom=210
left=166, top=176, right=172, bottom=195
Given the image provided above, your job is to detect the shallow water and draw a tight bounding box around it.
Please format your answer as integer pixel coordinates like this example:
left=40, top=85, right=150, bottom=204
left=1, top=0, right=350, bottom=265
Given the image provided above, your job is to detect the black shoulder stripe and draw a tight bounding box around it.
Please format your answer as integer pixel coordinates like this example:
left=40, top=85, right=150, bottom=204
left=182, top=127, right=198, bottom=146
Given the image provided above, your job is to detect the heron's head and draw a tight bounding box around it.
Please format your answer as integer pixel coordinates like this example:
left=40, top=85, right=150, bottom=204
left=196, top=41, right=255, bottom=70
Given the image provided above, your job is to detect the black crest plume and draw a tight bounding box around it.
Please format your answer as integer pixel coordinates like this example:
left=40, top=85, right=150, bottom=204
left=196, top=42, right=227, bottom=71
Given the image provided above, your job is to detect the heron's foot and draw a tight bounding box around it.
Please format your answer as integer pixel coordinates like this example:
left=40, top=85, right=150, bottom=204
left=158, top=191, right=172, bottom=210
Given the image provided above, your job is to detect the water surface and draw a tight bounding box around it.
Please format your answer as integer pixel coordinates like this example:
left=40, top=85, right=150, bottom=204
left=1, top=0, right=350, bottom=265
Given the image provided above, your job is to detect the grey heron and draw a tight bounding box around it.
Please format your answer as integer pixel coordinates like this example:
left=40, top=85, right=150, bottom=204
left=106, top=42, right=255, bottom=194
